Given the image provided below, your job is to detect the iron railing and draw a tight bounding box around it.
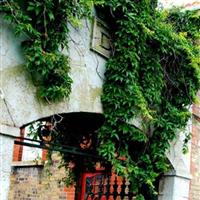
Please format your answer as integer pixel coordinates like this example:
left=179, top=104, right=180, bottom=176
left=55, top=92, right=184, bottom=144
left=84, top=174, right=135, bottom=200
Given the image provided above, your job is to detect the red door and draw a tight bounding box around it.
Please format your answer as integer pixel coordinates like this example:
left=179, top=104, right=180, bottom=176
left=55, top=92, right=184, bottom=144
left=78, top=172, right=134, bottom=200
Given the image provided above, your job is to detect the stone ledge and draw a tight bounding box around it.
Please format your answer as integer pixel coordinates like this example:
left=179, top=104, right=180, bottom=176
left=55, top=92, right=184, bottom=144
left=0, top=124, right=20, bottom=137
left=12, top=160, right=44, bottom=167
left=164, top=169, right=192, bottom=180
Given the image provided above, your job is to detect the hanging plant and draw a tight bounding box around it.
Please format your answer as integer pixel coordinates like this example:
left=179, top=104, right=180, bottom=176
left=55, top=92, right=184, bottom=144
left=0, top=0, right=97, bottom=101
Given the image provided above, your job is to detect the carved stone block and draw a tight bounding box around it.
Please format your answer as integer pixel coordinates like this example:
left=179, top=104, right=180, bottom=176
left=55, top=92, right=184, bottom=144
left=91, top=17, right=112, bottom=58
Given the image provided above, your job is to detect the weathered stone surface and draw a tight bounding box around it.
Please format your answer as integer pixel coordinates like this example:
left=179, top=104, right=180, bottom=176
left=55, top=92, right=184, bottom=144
left=0, top=136, right=15, bottom=200
left=0, top=18, right=106, bottom=128
left=159, top=174, right=190, bottom=200
left=158, top=122, right=192, bottom=200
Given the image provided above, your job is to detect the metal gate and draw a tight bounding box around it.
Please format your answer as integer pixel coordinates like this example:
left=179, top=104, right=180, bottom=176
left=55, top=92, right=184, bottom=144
left=80, top=172, right=135, bottom=200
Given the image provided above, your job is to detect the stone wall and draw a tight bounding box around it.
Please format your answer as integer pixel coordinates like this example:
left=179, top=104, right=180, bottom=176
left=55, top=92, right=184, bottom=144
left=158, top=115, right=192, bottom=200
left=0, top=126, right=20, bottom=200
left=0, top=17, right=106, bottom=129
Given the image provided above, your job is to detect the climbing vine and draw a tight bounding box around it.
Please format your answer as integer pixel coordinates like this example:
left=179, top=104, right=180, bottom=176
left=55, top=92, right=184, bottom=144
left=0, top=0, right=97, bottom=101
left=98, top=1, right=200, bottom=199
left=1, top=0, right=200, bottom=199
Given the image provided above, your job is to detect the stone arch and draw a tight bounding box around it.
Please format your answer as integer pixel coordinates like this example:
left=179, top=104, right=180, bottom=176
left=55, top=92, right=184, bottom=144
left=21, top=112, right=105, bottom=149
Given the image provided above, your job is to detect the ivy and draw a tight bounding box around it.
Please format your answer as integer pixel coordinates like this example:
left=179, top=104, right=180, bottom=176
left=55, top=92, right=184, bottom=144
left=98, top=1, right=200, bottom=199
left=1, top=0, right=92, bottom=101
left=1, top=1, right=200, bottom=199
left=167, top=8, right=200, bottom=43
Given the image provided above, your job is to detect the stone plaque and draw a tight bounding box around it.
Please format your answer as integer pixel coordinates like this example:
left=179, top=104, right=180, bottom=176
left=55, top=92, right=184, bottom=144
left=91, top=17, right=111, bottom=58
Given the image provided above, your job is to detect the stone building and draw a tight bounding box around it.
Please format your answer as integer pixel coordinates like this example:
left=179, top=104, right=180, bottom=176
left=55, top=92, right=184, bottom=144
left=0, top=2, right=200, bottom=200
left=0, top=14, right=106, bottom=199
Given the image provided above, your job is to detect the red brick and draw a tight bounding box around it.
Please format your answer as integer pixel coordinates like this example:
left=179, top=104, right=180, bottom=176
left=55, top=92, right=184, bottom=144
left=13, top=128, right=25, bottom=161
